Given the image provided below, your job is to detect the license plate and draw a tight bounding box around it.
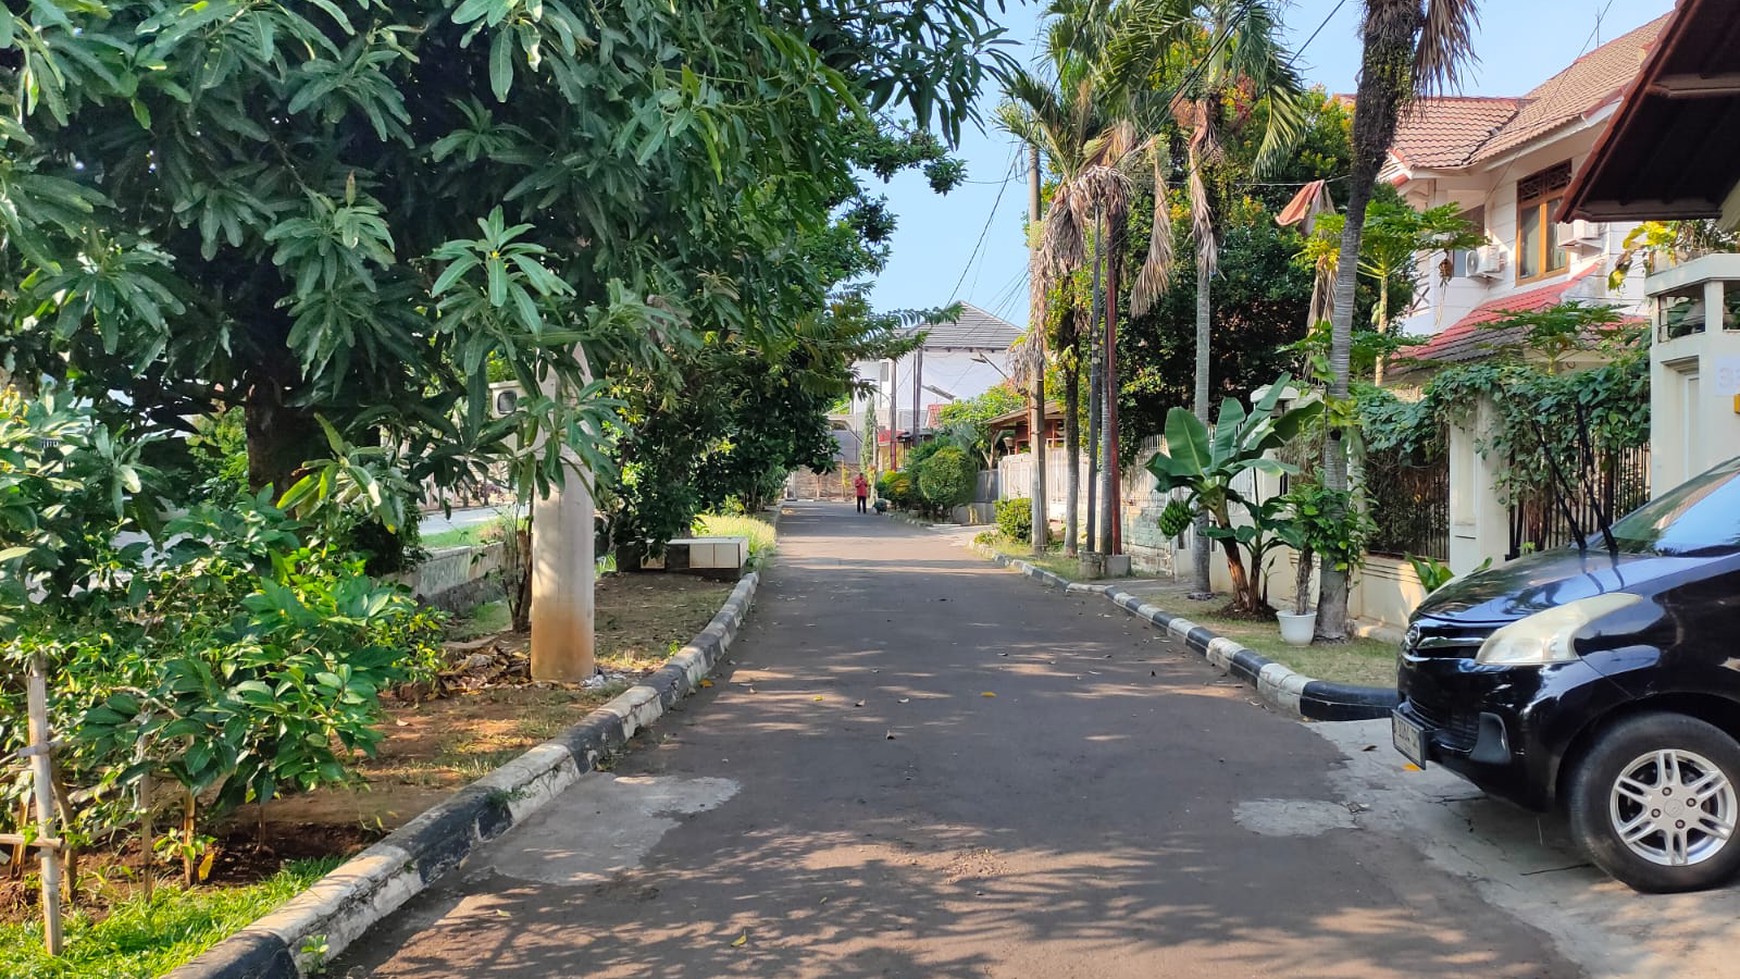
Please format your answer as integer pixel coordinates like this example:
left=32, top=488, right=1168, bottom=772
left=1392, top=710, right=1428, bottom=769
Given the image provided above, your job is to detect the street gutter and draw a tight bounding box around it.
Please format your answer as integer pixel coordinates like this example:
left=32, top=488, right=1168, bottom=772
left=967, top=542, right=1397, bottom=721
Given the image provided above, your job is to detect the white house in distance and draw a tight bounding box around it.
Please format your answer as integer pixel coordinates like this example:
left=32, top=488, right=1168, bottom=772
left=847, top=302, right=1020, bottom=468
left=1384, top=15, right=1668, bottom=364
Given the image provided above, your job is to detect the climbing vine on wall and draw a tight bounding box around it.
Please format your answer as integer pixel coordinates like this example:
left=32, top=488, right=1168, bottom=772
left=1357, top=325, right=1649, bottom=507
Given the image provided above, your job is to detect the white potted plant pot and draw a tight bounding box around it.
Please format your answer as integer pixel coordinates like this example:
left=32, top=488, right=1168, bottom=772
left=1276, top=609, right=1317, bottom=646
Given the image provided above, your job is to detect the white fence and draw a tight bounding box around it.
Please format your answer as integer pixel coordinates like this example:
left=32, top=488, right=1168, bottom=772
left=394, top=543, right=505, bottom=603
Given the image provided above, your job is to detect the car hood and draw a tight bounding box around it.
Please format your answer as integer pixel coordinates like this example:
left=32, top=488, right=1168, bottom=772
left=1415, top=548, right=1714, bottom=625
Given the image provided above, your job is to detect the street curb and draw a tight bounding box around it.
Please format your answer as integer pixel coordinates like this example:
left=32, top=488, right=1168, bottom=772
left=968, top=543, right=1396, bottom=722
left=165, top=572, right=761, bottom=979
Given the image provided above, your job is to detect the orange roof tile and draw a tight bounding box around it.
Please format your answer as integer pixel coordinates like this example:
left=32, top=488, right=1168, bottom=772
left=1389, top=15, right=1670, bottom=171
left=1401, top=270, right=1599, bottom=366
left=1391, top=98, right=1521, bottom=168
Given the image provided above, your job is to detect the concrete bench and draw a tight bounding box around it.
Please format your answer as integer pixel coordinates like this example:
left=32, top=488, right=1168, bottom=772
left=626, top=536, right=749, bottom=578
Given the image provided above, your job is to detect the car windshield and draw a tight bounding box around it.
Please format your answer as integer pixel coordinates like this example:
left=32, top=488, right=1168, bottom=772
left=1609, top=458, right=1740, bottom=555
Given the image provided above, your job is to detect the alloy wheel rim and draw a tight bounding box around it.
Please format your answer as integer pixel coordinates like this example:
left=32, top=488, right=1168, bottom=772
left=1608, top=748, right=1737, bottom=868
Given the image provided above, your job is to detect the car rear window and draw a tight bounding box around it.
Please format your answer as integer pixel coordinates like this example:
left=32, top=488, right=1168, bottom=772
left=1610, top=459, right=1740, bottom=555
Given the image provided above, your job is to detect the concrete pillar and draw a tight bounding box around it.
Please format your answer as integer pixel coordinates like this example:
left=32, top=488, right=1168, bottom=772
left=530, top=366, right=596, bottom=682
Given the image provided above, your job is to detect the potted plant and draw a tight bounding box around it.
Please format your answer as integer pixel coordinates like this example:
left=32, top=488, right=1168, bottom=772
left=1276, top=482, right=1371, bottom=646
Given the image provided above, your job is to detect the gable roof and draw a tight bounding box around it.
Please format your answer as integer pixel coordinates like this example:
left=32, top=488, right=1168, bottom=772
left=1389, top=16, right=1669, bottom=171
left=919, top=303, right=1020, bottom=350
left=1390, top=98, right=1522, bottom=168
left=1564, top=0, right=1740, bottom=224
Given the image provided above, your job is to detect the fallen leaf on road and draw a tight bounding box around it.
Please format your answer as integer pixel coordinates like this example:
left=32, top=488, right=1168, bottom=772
left=854, top=700, right=866, bottom=707
left=814, top=695, right=825, bottom=701
left=1362, top=745, right=1377, bottom=752
left=885, top=730, right=897, bottom=740
left=699, top=679, right=714, bottom=688
left=898, top=698, right=910, bottom=704
left=980, top=692, right=996, bottom=698
left=1403, top=763, right=1422, bottom=772
left=732, top=933, right=748, bottom=947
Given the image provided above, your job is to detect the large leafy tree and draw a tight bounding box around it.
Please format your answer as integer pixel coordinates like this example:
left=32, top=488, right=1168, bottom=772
left=1316, top=0, right=1478, bottom=639
left=0, top=0, right=1009, bottom=509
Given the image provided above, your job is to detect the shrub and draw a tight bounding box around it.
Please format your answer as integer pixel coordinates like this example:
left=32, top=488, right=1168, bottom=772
left=877, top=471, right=916, bottom=509
left=918, top=446, right=976, bottom=509
left=996, top=497, right=1033, bottom=541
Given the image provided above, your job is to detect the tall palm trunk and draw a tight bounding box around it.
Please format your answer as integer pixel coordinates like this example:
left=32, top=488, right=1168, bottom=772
left=1064, top=362, right=1081, bottom=555
left=1190, top=255, right=1213, bottom=596
left=1318, top=0, right=1422, bottom=640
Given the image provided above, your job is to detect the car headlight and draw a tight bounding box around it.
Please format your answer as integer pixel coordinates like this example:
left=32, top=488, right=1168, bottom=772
left=1475, top=593, right=1643, bottom=666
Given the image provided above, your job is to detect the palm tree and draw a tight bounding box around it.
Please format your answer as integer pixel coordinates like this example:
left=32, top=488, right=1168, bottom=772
left=1000, top=0, right=1111, bottom=558
left=1108, top=0, right=1305, bottom=595
left=1315, top=0, right=1478, bottom=640
left=1001, top=0, right=1181, bottom=561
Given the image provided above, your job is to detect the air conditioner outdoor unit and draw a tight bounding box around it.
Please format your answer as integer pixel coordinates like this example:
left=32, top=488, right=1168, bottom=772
left=1470, top=245, right=1506, bottom=279
left=488, top=381, right=523, bottom=418
left=1555, top=219, right=1603, bottom=248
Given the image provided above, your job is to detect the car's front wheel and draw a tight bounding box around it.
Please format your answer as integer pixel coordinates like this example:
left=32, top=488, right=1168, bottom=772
left=1568, top=712, right=1740, bottom=892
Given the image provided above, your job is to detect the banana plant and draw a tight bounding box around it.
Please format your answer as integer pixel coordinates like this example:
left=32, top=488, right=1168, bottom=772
left=1147, top=375, right=1323, bottom=613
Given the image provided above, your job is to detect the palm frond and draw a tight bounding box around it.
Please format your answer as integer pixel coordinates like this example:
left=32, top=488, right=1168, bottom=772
left=1415, top=0, right=1480, bottom=97
left=1130, top=137, right=1176, bottom=318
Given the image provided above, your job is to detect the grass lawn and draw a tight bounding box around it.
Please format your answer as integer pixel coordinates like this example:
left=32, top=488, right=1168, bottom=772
left=0, top=858, right=340, bottom=979
left=420, top=523, right=491, bottom=550
left=1121, top=580, right=1399, bottom=688
left=979, top=535, right=1097, bottom=582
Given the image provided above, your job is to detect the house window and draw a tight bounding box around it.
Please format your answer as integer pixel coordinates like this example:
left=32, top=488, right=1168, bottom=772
left=1515, top=162, right=1572, bottom=282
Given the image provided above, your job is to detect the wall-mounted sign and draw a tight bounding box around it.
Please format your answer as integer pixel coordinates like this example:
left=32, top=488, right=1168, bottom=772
left=1716, top=356, right=1740, bottom=396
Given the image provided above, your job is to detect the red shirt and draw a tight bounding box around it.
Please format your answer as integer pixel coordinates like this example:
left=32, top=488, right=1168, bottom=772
left=854, top=475, right=869, bottom=497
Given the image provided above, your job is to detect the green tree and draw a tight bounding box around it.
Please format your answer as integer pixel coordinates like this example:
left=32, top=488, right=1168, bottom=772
left=0, top=0, right=1010, bottom=509
left=1302, top=200, right=1483, bottom=384
left=938, top=383, right=1025, bottom=468
left=1317, top=0, right=1479, bottom=640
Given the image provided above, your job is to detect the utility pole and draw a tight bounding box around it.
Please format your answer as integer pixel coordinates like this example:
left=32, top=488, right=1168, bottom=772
left=887, top=358, right=899, bottom=471
left=913, top=346, right=924, bottom=452
left=1028, top=143, right=1048, bottom=553
left=1104, top=217, right=1122, bottom=556
left=530, top=362, right=595, bottom=682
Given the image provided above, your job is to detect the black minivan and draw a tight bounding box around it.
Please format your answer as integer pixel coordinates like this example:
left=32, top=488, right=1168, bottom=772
left=1394, top=456, right=1740, bottom=892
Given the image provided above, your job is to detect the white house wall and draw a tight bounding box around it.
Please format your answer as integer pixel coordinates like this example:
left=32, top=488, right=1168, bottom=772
left=1395, top=118, right=1646, bottom=342
left=850, top=349, right=1012, bottom=424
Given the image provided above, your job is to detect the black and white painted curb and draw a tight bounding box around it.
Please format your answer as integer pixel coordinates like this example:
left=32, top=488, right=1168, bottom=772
left=971, top=544, right=1397, bottom=722
left=165, top=573, right=761, bottom=979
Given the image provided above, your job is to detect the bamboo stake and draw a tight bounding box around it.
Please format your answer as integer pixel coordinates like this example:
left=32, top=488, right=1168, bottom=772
left=26, top=657, right=63, bottom=955
left=139, top=772, right=154, bottom=902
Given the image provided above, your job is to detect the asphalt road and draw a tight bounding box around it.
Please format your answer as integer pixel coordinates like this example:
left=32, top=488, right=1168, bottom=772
left=336, top=502, right=1579, bottom=979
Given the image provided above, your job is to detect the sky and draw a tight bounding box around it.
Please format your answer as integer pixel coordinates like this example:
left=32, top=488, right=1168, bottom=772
left=864, top=0, right=1677, bottom=329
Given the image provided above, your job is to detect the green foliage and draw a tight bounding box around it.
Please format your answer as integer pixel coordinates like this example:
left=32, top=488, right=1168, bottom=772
left=0, top=857, right=342, bottom=979
left=1159, top=497, right=1193, bottom=538
left=937, top=383, right=1024, bottom=466
left=996, top=497, right=1034, bottom=541
left=1, top=0, right=1006, bottom=518
left=1145, top=375, right=1323, bottom=612
left=187, top=409, right=251, bottom=501
left=877, top=471, right=917, bottom=510
left=0, top=390, right=442, bottom=862
left=918, top=446, right=977, bottom=510
left=1302, top=201, right=1484, bottom=331
left=1277, top=481, right=1373, bottom=614
left=1361, top=308, right=1649, bottom=508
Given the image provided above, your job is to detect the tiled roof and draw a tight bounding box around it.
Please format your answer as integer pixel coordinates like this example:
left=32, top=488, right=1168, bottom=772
left=1399, top=269, right=1599, bottom=367
left=1389, top=15, right=1669, bottom=170
left=919, top=303, right=1021, bottom=350
left=1391, top=98, right=1521, bottom=168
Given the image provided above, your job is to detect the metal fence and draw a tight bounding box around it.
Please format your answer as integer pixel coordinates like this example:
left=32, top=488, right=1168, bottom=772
left=1508, top=445, right=1651, bottom=557
left=1365, top=448, right=1450, bottom=561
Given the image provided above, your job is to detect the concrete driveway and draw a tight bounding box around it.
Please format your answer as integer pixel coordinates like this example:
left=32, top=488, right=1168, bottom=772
left=331, top=502, right=1725, bottom=979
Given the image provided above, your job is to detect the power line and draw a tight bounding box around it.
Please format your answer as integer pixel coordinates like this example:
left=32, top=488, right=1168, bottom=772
left=947, top=147, right=1021, bottom=302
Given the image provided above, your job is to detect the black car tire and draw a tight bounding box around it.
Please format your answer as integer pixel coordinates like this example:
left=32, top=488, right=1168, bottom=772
left=1567, top=712, right=1740, bottom=893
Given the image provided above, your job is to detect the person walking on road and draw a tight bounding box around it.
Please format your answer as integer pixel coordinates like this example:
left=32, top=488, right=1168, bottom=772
left=853, top=472, right=870, bottom=513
